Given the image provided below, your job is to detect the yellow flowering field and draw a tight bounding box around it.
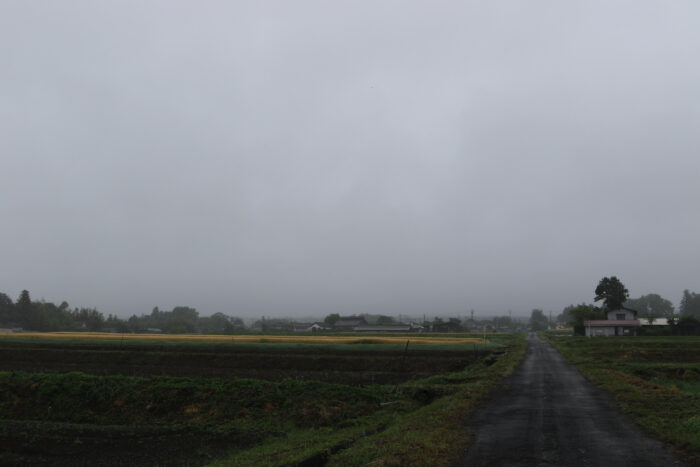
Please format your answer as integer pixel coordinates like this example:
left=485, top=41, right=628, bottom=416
left=7, top=331, right=487, bottom=345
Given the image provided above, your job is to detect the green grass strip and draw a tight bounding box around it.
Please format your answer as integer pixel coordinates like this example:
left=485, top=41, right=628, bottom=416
left=544, top=332, right=700, bottom=465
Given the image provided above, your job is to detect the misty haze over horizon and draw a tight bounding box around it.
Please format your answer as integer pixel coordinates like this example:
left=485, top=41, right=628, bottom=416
left=2, top=2, right=699, bottom=320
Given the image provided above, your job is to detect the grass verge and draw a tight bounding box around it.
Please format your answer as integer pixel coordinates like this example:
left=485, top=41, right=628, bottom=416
left=543, top=333, right=700, bottom=465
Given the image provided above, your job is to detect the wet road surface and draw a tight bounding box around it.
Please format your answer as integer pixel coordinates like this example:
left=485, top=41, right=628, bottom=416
left=456, top=333, right=689, bottom=467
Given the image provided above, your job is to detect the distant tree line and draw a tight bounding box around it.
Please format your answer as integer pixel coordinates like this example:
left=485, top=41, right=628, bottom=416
left=2, top=290, right=529, bottom=335
left=251, top=313, right=528, bottom=333
left=126, top=306, right=244, bottom=334
left=321, top=313, right=526, bottom=333
left=0, top=290, right=106, bottom=332
left=0, top=289, right=245, bottom=334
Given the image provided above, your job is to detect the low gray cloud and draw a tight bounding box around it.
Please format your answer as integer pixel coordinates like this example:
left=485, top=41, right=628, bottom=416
left=2, top=1, right=699, bottom=318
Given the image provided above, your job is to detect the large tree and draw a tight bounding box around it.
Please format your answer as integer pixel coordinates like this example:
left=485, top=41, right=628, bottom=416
left=565, top=304, right=604, bottom=335
left=199, top=312, right=235, bottom=333
left=15, top=290, right=33, bottom=328
left=0, top=293, right=14, bottom=324
left=594, top=276, right=629, bottom=311
left=16, top=290, right=31, bottom=311
left=72, top=307, right=104, bottom=331
left=324, top=313, right=340, bottom=325
left=680, top=290, right=700, bottom=319
left=529, top=309, right=549, bottom=331
left=676, top=315, right=700, bottom=335
left=625, top=294, right=674, bottom=322
left=375, top=315, right=395, bottom=325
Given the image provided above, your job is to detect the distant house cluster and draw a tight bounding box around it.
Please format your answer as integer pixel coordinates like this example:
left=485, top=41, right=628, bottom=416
left=290, top=317, right=425, bottom=333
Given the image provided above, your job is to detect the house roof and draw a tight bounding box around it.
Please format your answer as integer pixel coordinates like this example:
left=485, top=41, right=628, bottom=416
left=584, top=320, right=641, bottom=326
left=334, top=318, right=367, bottom=327
left=353, top=325, right=412, bottom=332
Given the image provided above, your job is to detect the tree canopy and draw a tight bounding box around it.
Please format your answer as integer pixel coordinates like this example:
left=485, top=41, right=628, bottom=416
left=625, top=293, right=674, bottom=322
left=560, top=303, right=604, bottom=335
left=680, top=290, right=700, bottom=318
left=529, top=309, right=549, bottom=331
left=0, top=288, right=245, bottom=334
left=324, top=313, right=340, bottom=325
left=375, top=315, right=396, bottom=325
left=594, top=276, right=629, bottom=310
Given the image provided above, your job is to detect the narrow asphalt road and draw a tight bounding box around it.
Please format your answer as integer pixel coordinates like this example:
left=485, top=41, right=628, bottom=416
left=456, top=333, right=689, bottom=467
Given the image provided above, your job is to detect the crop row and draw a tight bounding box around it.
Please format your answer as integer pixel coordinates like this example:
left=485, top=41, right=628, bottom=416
left=0, top=370, right=397, bottom=466
left=0, top=339, right=486, bottom=384
left=0, top=419, right=249, bottom=467
left=0, top=332, right=525, bottom=466
left=0, top=371, right=392, bottom=428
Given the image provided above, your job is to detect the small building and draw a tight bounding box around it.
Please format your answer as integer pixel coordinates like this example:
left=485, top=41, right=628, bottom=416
left=584, top=308, right=641, bottom=337
left=309, top=322, right=331, bottom=332
left=292, top=322, right=331, bottom=332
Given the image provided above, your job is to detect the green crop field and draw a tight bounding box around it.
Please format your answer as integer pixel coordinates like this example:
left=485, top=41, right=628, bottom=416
left=0, top=332, right=526, bottom=466
left=544, top=333, right=700, bottom=464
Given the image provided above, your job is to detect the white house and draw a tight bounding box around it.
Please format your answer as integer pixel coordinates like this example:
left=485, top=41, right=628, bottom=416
left=292, top=322, right=331, bottom=332
left=584, top=308, right=641, bottom=337
left=308, top=322, right=331, bottom=332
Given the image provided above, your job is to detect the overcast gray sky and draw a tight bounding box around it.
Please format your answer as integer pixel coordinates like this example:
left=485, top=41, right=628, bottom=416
left=2, top=1, right=699, bottom=319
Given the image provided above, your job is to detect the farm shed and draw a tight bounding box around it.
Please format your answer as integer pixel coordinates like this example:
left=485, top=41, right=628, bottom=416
left=584, top=308, right=641, bottom=337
